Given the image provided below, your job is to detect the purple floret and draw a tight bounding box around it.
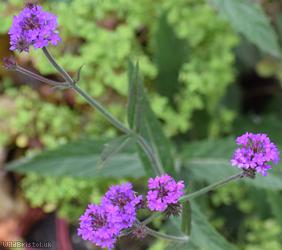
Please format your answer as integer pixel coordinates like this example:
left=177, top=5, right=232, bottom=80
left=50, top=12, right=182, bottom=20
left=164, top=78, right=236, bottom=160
left=231, top=132, right=280, bottom=176
left=8, top=4, right=61, bottom=52
left=102, top=183, right=142, bottom=229
left=147, top=174, right=185, bottom=212
left=77, top=204, right=121, bottom=249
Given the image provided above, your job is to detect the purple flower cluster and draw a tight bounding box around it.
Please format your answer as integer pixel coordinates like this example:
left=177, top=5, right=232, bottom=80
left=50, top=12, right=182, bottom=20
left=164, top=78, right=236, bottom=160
left=102, top=183, right=143, bottom=229
left=8, top=3, right=61, bottom=52
left=147, top=174, right=185, bottom=212
left=77, top=204, right=120, bottom=249
left=231, top=132, right=279, bottom=176
left=78, top=176, right=186, bottom=248
left=78, top=183, right=142, bottom=249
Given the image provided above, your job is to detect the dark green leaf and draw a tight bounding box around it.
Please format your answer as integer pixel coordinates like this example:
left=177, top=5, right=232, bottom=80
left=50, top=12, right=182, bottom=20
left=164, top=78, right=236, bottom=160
left=155, top=13, right=186, bottom=100
left=127, top=62, right=176, bottom=176
left=181, top=201, right=192, bottom=236
left=127, top=61, right=139, bottom=129
left=97, top=135, right=133, bottom=169
left=135, top=73, right=144, bottom=133
left=137, top=143, right=155, bottom=176
left=211, top=0, right=281, bottom=57
left=139, top=92, right=176, bottom=176
left=7, top=138, right=145, bottom=178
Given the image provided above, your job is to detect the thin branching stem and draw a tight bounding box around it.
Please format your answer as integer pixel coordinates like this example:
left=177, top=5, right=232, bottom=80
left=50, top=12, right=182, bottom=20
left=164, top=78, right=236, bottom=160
left=41, top=46, right=165, bottom=175
left=137, top=135, right=164, bottom=175
left=141, top=172, right=244, bottom=228
left=136, top=220, right=189, bottom=242
left=145, top=226, right=189, bottom=242
left=16, top=66, right=66, bottom=86
left=141, top=212, right=161, bottom=226
left=72, top=84, right=131, bottom=134
left=179, top=172, right=244, bottom=203
left=42, top=47, right=74, bottom=83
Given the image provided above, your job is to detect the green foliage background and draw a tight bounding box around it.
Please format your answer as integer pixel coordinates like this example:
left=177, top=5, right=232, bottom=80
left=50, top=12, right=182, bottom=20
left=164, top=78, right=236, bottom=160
left=1, top=0, right=282, bottom=249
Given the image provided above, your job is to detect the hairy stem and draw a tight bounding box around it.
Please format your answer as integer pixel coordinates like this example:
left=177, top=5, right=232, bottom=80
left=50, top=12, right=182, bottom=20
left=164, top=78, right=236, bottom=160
left=179, top=172, right=244, bottom=203
left=145, top=226, right=189, bottom=242
left=72, top=84, right=131, bottom=134
left=141, top=212, right=161, bottom=226
left=41, top=47, right=164, bottom=175
left=16, top=66, right=66, bottom=86
left=141, top=172, right=244, bottom=226
left=135, top=220, right=189, bottom=242
left=137, top=135, right=164, bottom=175
left=42, top=47, right=74, bottom=83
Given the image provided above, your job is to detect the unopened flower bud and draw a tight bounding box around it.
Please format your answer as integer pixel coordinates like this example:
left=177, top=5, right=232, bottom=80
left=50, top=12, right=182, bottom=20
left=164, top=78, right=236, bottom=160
left=25, top=0, right=39, bottom=9
left=165, top=202, right=183, bottom=218
left=131, top=224, right=147, bottom=239
left=242, top=168, right=256, bottom=179
left=2, top=56, right=17, bottom=70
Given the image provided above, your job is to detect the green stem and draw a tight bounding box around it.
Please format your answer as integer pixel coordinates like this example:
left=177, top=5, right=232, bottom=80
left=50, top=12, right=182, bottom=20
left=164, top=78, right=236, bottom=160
left=179, top=172, right=244, bottom=203
left=41, top=47, right=164, bottom=175
left=43, top=46, right=131, bottom=134
left=141, top=212, right=161, bottom=226
left=145, top=226, right=189, bottom=242
left=72, top=84, right=131, bottom=134
left=140, top=172, right=244, bottom=230
left=135, top=220, right=189, bottom=242
left=42, top=47, right=74, bottom=83
left=16, top=66, right=66, bottom=87
left=137, top=135, right=164, bottom=175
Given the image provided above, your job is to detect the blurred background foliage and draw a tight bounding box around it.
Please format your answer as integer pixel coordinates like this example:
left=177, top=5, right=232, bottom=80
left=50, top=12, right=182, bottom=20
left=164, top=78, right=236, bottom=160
left=0, top=0, right=282, bottom=249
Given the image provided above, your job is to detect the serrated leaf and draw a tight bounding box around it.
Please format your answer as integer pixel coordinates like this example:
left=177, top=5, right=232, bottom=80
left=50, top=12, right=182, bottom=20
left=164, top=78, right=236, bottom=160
left=7, top=138, right=146, bottom=178
left=97, top=134, right=133, bottom=169
left=127, top=62, right=176, bottom=176
left=210, top=0, right=281, bottom=57
left=181, top=138, right=282, bottom=190
left=138, top=92, right=176, bottom=176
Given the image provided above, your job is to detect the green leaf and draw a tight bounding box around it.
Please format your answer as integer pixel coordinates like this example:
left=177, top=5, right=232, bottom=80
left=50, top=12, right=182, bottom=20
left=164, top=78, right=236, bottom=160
left=267, top=191, right=282, bottom=227
left=135, top=73, right=144, bottom=133
left=210, top=0, right=281, bottom=57
left=154, top=13, right=186, bottom=100
left=181, top=138, right=282, bottom=190
left=165, top=204, right=235, bottom=250
left=138, top=92, right=176, bottom=176
left=181, top=201, right=192, bottom=236
left=7, top=138, right=146, bottom=178
left=137, top=143, right=155, bottom=176
left=127, top=61, right=144, bottom=132
left=127, top=61, right=139, bottom=129
left=276, top=14, right=282, bottom=45
left=97, top=135, right=133, bottom=169
left=127, top=61, right=176, bottom=176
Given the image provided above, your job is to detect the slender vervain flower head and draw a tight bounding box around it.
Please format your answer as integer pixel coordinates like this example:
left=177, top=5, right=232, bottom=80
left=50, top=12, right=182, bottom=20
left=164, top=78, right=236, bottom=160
left=147, top=174, right=185, bottom=212
left=77, top=204, right=121, bottom=249
left=102, top=183, right=142, bottom=229
left=231, top=132, right=280, bottom=176
left=8, top=3, right=61, bottom=52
